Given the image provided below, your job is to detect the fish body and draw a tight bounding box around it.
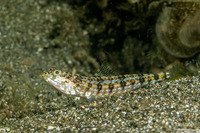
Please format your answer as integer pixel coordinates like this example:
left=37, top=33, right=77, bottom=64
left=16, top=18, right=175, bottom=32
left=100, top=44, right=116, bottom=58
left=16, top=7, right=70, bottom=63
left=41, top=69, right=170, bottom=99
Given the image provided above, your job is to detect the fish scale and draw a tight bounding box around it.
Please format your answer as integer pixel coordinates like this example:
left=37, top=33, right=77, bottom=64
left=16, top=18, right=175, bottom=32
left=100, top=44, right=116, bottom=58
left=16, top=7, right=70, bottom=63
left=41, top=69, right=170, bottom=99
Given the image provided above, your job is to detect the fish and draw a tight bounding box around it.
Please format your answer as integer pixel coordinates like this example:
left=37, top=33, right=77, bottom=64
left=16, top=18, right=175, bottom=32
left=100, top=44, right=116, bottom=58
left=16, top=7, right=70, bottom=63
left=41, top=69, right=170, bottom=99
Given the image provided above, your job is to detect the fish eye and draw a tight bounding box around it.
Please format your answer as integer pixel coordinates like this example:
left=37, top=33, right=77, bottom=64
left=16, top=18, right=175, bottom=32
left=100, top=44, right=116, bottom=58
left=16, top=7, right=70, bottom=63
left=54, top=70, right=60, bottom=75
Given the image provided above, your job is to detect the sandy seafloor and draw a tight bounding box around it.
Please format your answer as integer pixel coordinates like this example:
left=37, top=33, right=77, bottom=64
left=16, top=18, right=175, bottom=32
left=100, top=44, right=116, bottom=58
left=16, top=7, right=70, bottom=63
left=0, top=0, right=199, bottom=132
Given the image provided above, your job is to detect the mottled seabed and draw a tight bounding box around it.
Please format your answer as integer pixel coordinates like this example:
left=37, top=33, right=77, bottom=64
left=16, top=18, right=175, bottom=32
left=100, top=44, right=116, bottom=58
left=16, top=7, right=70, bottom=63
left=0, top=0, right=199, bottom=132
left=1, top=76, right=200, bottom=132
